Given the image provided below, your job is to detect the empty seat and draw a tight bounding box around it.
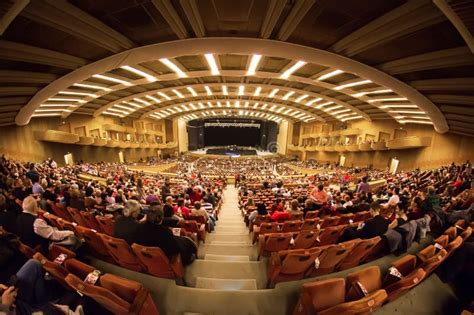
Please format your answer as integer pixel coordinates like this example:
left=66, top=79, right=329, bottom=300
left=383, top=255, right=426, bottom=302
left=353, top=211, right=371, bottom=222
left=306, top=241, right=355, bottom=277
left=99, top=233, right=144, bottom=272
left=64, top=258, right=96, bottom=279
left=267, top=247, right=322, bottom=287
left=80, top=211, right=103, bottom=231
left=434, top=234, right=449, bottom=248
left=258, top=233, right=293, bottom=260
left=64, top=273, right=159, bottom=315
left=345, top=266, right=382, bottom=301
left=460, top=226, right=472, bottom=241
left=179, top=220, right=206, bottom=243
left=74, top=225, right=113, bottom=262
left=95, top=216, right=115, bottom=236
left=337, top=237, right=381, bottom=270
left=320, top=216, right=340, bottom=228
left=417, top=245, right=448, bottom=275
left=291, top=212, right=304, bottom=221
left=253, top=222, right=279, bottom=244
left=281, top=220, right=303, bottom=233
left=337, top=213, right=355, bottom=225
left=188, top=215, right=210, bottom=232
left=293, top=230, right=319, bottom=249
left=48, top=201, right=74, bottom=222
left=318, top=225, right=345, bottom=246
left=444, top=226, right=457, bottom=241
left=43, top=213, right=64, bottom=230
left=66, top=207, right=89, bottom=227
left=445, top=236, right=463, bottom=258
left=250, top=214, right=271, bottom=232
left=131, top=243, right=184, bottom=282
left=292, top=277, right=387, bottom=315
left=301, top=218, right=320, bottom=231
left=304, top=211, right=319, bottom=219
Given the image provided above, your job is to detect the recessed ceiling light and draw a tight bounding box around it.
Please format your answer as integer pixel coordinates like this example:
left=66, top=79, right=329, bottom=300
left=334, top=79, right=372, bottom=90
left=73, top=83, right=111, bottom=91
left=92, top=74, right=132, bottom=86
left=280, top=61, right=306, bottom=79
left=159, top=58, right=187, bottom=78
left=187, top=87, right=198, bottom=96
left=246, top=54, right=262, bottom=76
left=316, top=69, right=344, bottom=81
left=120, top=65, right=157, bottom=82
left=204, top=54, right=220, bottom=75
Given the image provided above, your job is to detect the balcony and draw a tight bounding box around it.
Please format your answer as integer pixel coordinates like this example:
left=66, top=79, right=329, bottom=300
left=386, top=136, right=432, bottom=149
left=324, top=145, right=335, bottom=152
left=335, top=144, right=347, bottom=152
left=340, top=128, right=362, bottom=136
left=329, top=130, right=341, bottom=136
left=118, top=141, right=131, bottom=149
left=346, top=144, right=360, bottom=152
left=358, top=143, right=373, bottom=151
left=371, top=141, right=388, bottom=151
left=92, top=138, right=107, bottom=146
left=76, top=136, right=94, bottom=145
left=34, top=130, right=79, bottom=144
left=106, top=139, right=120, bottom=148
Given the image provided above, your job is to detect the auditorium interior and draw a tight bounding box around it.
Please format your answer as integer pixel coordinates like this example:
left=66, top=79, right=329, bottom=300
left=1, top=0, right=474, bottom=314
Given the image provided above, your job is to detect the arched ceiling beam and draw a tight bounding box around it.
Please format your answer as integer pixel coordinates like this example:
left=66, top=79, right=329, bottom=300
left=90, top=82, right=363, bottom=121
left=0, top=0, right=29, bottom=35
left=16, top=37, right=447, bottom=132
left=151, top=0, right=189, bottom=39
left=170, top=108, right=289, bottom=123
left=276, top=0, right=315, bottom=41
left=260, top=0, right=286, bottom=38
left=138, top=97, right=320, bottom=122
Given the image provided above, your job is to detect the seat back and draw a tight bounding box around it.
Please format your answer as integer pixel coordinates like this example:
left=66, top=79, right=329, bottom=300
left=131, top=243, right=184, bottom=280
left=180, top=220, right=200, bottom=233
left=301, top=218, right=320, bottom=231
left=95, top=216, right=115, bottom=236
left=318, top=225, right=345, bottom=246
left=265, top=233, right=293, bottom=252
left=353, top=211, right=371, bottom=222
left=391, top=254, right=417, bottom=277
left=419, top=248, right=448, bottom=275
left=43, top=213, right=64, bottom=230
left=98, top=233, right=144, bottom=272
left=434, top=234, right=449, bottom=248
left=281, top=220, right=303, bottom=233
left=293, top=278, right=345, bottom=315
left=338, top=237, right=381, bottom=271
left=293, top=230, right=319, bottom=249
left=338, top=213, right=355, bottom=225
left=49, top=201, right=74, bottom=221
left=444, top=226, right=457, bottom=240
left=346, top=266, right=382, bottom=301
left=75, top=225, right=110, bottom=259
left=64, top=258, right=96, bottom=279
left=446, top=236, right=463, bottom=256
left=66, top=207, right=89, bottom=227
left=33, top=252, right=71, bottom=290
left=320, top=216, right=340, bottom=228
left=291, top=212, right=304, bottom=221
left=319, top=289, right=387, bottom=315
left=80, top=211, right=102, bottom=231
left=460, top=226, right=472, bottom=241
left=384, top=268, right=426, bottom=302
left=259, top=222, right=280, bottom=234
left=280, top=248, right=322, bottom=275
left=309, top=241, right=355, bottom=276
left=304, top=211, right=319, bottom=219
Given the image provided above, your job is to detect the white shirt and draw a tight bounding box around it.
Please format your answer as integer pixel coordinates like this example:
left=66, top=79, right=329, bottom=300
left=387, top=194, right=400, bottom=206
left=25, top=211, right=73, bottom=241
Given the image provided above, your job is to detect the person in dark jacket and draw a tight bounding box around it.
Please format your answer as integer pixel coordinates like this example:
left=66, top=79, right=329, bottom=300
left=113, top=200, right=142, bottom=245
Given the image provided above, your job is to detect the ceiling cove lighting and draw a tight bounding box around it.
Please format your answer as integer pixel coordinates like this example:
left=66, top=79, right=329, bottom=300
left=92, top=74, right=132, bottom=86
left=40, top=103, right=78, bottom=107
left=157, top=92, right=172, bottom=100
left=122, top=101, right=142, bottom=108
left=282, top=91, right=295, bottom=100
left=48, top=97, right=86, bottom=103
left=368, top=97, right=408, bottom=103
left=120, top=65, right=157, bottom=82
left=295, top=94, right=308, bottom=103
left=204, top=86, right=213, bottom=95
left=35, top=109, right=72, bottom=113
left=306, top=98, right=322, bottom=106
left=198, top=102, right=205, bottom=109
left=379, top=104, right=417, bottom=109
left=181, top=105, right=189, bottom=111
left=316, top=69, right=344, bottom=81
left=222, top=85, right=228, bottom=95
left=341, top=115, right=363, bottom=122
left=114, top=104, right=134, bottom=111
left=238, top=85, right=245, bottom=96
left=261, top=103, right=268, bottom=109
left=399, top=120, right=433, bottom=125
left=226, top=101, right=231, bottom=107
left=244, top=101, right=249, bottom=108
left=351, top=89, right=392, bottom=97
left=133, top=98, right=151, bottom=106
left=102, top=111, right=125, bottom=117
left=58, top=91, right=96, bottom=97
left=280, top=61, right=306, bottom=79
left=172, top=89, right=185, bottom=98
left=254, top=86, right=262, bottom=96
left=253, top=102, right=259, bottom=109
left=337, top=113, right=354, bottom=119
left=246, top=54, right=262, bottom=76
left=107, top=108, right=128, bottom=114
left=73, top=83, right=111, bottom=91
left=207, top=102, right=213, bottom=108
left=187, top=87, right=198, bottom=96
left=331, top=109, right=351, bottom=115
left=334, top=79, right=372, bottom=90
left=268, top=88, right=279, bottom=98
left=145, top=95, right=161, bottom=103
left=31, top=113, right=63, bottom=117
left=204, top=54, right=220, bottom=75
left=189, top=103, right=197, bottom=110
left=323, top=105, right=342, bottom=112
left=159, top=58, right=187, bottom=78
left=315, top=101, right=334, bottom=109
left=388, top=110, right=425, bottom=114
left=217, top=101, right=222, bottom=107
left=235, top=101, right=240, bottom=108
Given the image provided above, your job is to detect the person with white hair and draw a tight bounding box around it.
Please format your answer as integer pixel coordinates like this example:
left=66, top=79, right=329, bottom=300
left=113, top=199, right=142, bottom=245
left=15, top=196, right=74, bottom=252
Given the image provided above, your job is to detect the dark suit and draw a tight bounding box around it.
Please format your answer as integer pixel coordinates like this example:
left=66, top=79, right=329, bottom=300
left=133, top=222, right=180, bottom=258
left=113, top=215, right=141, bottom=245
left=358, top=215, right=390, bottom=239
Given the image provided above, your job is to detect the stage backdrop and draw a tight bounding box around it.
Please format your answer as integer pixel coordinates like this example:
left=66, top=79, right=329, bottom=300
left=187, top=118, right=278, bottom=150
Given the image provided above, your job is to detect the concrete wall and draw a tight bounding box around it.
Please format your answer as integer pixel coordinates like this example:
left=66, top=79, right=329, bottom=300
left=177, top=119, right=189, bottom=153
left=0, top=115, right=176, bottom=164
left=276, top=121, right=289, bottom=155
left=299, top=120, right=474, bottom=171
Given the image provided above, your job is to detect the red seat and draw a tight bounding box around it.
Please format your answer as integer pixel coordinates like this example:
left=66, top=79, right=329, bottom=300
left=250, top=214, right=271, bottom=233
left=95, top=216, right=115, bottom=236
left=301, top=218, right=320, bottom=231
left=80, top=211, right=103, bottom=231
left=434, top=234, right=449, bottom=248
left=383, top=255, right=426, bottom=302
left=304, top=211, right=319, bottom=219
left=66, top=207, right=89, bottom=227
left=253, top=222, right=280, bottom=244
left=306, top=241, right=355, bottom=277
left=320, top=216, right=340, bottom=228
left=48, top=201, right=74, bottom=222
left=337, top=213, right=355, bottom=225
left=179, top=220, right=207, bottom=243
left=317, top=225, right=345, bottom=246
left=267, top=247, right=322, bottom=287
left=131, top=243, right=185, bottom=283
left=281, top=220, right=303, bottom=233
left=258, top=232, right=293, bottom=260
left=293, top=230, right=319, bottom=249
left=291, top=212, right=304, bottom=221
left=445, top=236, right=463, bottom=258
left=98, top=233, right=144, bottom=272
left=345, top=266, right=382, bottom=301
left=353, top=211, right=371, bottom=222
left=337, top=237, right=381, bottom=271
left=75, top=225, right=113, bottom=262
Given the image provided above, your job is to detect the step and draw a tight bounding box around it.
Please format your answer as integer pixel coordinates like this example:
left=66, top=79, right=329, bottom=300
left=207, top=233, right=250, bottom=242
left=209, top=240, right=249, bottom=245
left=214, top=227, right=248, bottom=233
left=195, top=277, right=257, bottom=290
left=204, top=254, right=250, bottom=262
left=198, top=243, right=258, bottom=260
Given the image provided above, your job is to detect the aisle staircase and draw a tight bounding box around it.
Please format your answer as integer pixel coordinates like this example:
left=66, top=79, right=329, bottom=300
left=184, top=186, right=267, bottom=289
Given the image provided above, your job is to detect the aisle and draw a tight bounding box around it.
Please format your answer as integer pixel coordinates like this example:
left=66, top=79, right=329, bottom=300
left=184, top=186, right=267, bottom=289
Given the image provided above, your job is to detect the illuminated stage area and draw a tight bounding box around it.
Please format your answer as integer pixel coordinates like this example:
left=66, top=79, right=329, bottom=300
left=190, top=146, right=277, bottom=157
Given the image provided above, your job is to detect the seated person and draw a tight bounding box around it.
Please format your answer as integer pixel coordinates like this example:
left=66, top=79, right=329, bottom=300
left=16, top=196, right=76, bottom=252
left=191, top=202, right=214, bottom=231
left=162, top=204, right=180, bottom=228
left=113, top=199, right=142, bottom=245
left=248, top=203, right=268, bottom=224
left=271, top=207, right=290, bottom=222
left=174, top=198, right=190, bottom=219
left=286, top=199, right=303, bottom=218
left=358, top=203, right=392, bottom=239
left=135, top=204, right=197, bottom=265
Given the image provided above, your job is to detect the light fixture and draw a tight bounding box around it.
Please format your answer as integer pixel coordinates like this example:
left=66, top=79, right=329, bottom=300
left=40, top=103, right=78, bottom=107
left=238, top=85, right=245, bottom=96
left=306, top=98, right=322, bottom=106
left=316, top=69, right=344, bottom=81
left=31, top=113, right=63, bottom=117
left=92, top=74, right=132, bottom=86
left=198, top=102, right=205, bottom=109
left=217, top=101, right=222, bottom=107
left=182, top=105, right=189, bottom=111
left=145, top=95, right=161, bottom=103
left=244, top=101, right=249, bottom=108
left=341, top=115, right=363, bottom=122
left=35, top=109, right=72, bottom=113
left=120, top=65, right=157, bottom=82
left=324, top=105, right=342, bottom=112
left=235, top=101, right=240, bottom=108
left=159, top=58, right=187, bottom=78
left=368, top=97, right=408, bottom=103
left=123, top=101, right=142, bottom=108
left=172, top=89, right=185, bottom=98
left=73, top=83, right=111, bottom=91
left=379, top=104, right=417, bottom=109
left=261, top=103, right=268, bottom=109
left=280, top=61, right=306, bottom=79
left=268, top=88, right=279, bottom=98
left=204, top=86, right=212, bottom=95
left=334, top=79, right=372, bottom=90
left=48, top=97, right=86, bottom=103
left=114, top=104, right=134, bottom=111
left=399, top=120, right=433, bottom=125
left=108, top=108, right=129, bottom=115
left=207, top=102, right=213, bottom=108
left=254, top=86, right=262, bottom=96
left=331, top=109, right=350, bottom=115
left=204, top=54, right=220, bottom=75
left=253, top=102, right=259, bottom=109
left=133, top=98, right=151, bottom=106
left=315, top=101, right=334, bottom=109
left=295, top=94, right=308, bottom=103
left=58, top=91, right=96, bottom=97
left=222, top=85, right=228, bottom=95
left=388, top=110, right=425, bottom=114
left=282, top=91, right=295, bottom=100
left=187, top=87, right=198, bottom=96
left=157, top=92, right=172, bottom=100
left=189, top=103, right=196, bottom=110
left=102, top=111, right=124, bottom=117
left=246, top=54, right=262, bottom=76
left=351, top=89, right=392, bottom=97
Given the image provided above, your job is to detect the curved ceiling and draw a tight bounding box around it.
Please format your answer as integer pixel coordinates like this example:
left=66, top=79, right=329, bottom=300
left=0, top=0, right=473, bottom=135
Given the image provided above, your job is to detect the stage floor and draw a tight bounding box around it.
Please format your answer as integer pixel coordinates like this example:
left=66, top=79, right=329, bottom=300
left=190, top=146, right=276, bottom=157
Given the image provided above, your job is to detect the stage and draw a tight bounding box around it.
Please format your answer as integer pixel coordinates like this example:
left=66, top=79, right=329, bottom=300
left=190, top=146, right=276, bottom=157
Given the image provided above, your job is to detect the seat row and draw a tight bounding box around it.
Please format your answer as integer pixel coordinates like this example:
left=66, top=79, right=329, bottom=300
left=291, top=222, right=472, bottom=314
